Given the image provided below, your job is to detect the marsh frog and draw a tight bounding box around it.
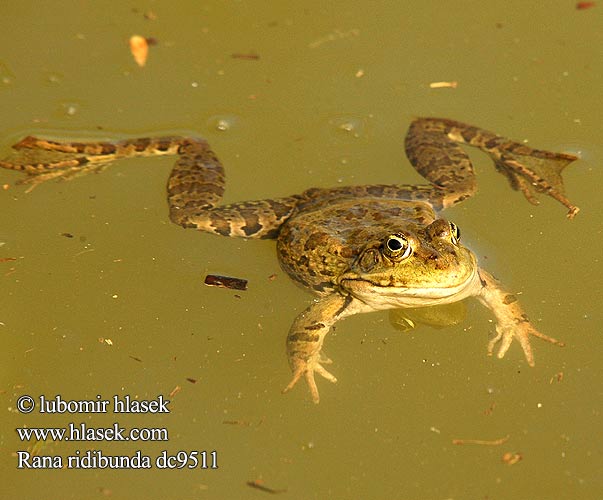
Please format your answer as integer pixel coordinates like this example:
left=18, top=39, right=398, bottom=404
left=1, top=117, right=579, bottom=403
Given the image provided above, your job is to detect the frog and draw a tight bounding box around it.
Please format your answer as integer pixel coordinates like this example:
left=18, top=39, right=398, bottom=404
left=0, top=117, right=579, bottom=403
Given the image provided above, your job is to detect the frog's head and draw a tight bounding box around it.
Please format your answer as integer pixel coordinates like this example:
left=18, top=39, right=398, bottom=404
left=338, top=219, right=481, bottom=308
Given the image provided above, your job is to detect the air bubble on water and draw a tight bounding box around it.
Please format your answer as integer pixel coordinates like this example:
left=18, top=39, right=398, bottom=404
left=339, top=121, right=355, bottom=132
left=53, top=101, right=82, bottom=119
left=206, top=114, right=239, bottom=133
left=44, top=72, right=63, bottom=85
left=327, top=115, right=368, bottom=140
left=64, top=103, right=79, bottom=116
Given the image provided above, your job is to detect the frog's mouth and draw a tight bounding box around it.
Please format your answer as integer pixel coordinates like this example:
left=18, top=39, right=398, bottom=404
left=338, top=266, right=482, bottom=309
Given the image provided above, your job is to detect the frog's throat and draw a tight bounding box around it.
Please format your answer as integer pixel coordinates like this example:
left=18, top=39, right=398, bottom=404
left=338, top=266, right=482, bottom=309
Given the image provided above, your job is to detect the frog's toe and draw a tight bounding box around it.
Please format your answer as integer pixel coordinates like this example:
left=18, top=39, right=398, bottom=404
left=282, top=358, right=337, bottom=404
left=314, top=363, right=337, bottom=384
left=488, top=324, right=534, bottom=366
left=304, top=370, right=321, bottom=404
left=318, top=352, right=334, bottom=365
left=282, top=370, right=301, bottom=394
left=489, top=321, right=564, bottom=368
left=281, top=366, right=321, bottom=404
left=526, top=328, right=565, bottom=347
left=506, top=326, right=535, bottom=367
left=487, top=327, right=504, bottom=357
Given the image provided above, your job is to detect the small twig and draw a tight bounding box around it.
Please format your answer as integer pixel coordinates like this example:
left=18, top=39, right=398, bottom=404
left=246, top=480, right=286, bottom=494
left=452, top=435, right=510, bottom=446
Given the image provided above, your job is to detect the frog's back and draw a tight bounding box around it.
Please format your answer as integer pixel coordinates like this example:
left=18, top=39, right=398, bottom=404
left=276, top=198, right=436, bottom=293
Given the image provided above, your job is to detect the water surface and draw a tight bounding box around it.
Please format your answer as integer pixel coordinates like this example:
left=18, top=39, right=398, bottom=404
left=1, top=1, right=601, bottom=499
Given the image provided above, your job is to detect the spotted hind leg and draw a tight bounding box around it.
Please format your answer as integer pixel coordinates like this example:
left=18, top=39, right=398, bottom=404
left=0, top=135, right=183, bottom=190
left=0, top=134, right=303, bottom=239
left=164, top=139, right=302, bottom=238
left=404, top=117, right=580, bottom=217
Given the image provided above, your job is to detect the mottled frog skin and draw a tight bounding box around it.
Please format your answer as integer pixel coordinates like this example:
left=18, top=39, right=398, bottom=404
left=1, top=118, right=579, bottom=403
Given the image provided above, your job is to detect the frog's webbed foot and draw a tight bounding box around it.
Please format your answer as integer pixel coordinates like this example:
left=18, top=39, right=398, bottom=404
left=487, top=315, right=565, bottom=367
left=476, top=268, right=564, bottom=366
left=406, top=118, right=580, bottom=217
left=282, top=351, right=337, bottom=404
left=1, top=135, right=118, bottom=191
left=13, top=170, right=71, bottom=192
left=494, top=148, right=580, bottom=218
left=12, top=162, right=111, bottom=192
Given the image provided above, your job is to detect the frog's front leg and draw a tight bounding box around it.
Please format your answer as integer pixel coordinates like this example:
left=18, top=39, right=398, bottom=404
left=282, top=293, right=369, bottom=403
left=475, top=269, right=564, bottom=366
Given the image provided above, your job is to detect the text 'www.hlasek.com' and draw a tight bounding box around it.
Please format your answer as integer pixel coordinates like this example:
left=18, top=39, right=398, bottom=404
left=13, top=394, right=218, bottom=470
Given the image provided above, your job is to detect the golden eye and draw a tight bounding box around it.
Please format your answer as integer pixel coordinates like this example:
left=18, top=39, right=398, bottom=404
left=384, top=234, right=412, bottom=260
left=449, top=222, right=461, bottom=245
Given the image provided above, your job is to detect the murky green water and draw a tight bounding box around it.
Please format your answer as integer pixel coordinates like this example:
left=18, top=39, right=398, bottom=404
left=1, top=1, right=601, bottom=499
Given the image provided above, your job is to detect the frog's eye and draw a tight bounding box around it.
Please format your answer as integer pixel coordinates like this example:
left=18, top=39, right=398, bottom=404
left=384, top=234, right=412, bottom=260
left=449, top=222, right=461, bottom=245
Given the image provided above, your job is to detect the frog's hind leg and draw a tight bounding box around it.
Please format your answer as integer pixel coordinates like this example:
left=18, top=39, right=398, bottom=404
left=404, top=118, right=479, bottom=210
left=406, top=118, right=580, bottom=218
left=444, top=118, right=579, bottom=217
left=167, top=138, right=302, bottom=239
left=1, top=134, right=303, bottom=238
left=491, top=151, right=579, bottom=218
left=1, top=148, right=110, bottom=192
left=0, top=135, right=181, bottom=190
left=0, top=155, right=90, bottom=190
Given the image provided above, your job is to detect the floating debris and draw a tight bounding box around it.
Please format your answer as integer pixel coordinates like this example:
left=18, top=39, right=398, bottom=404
left=246, top=479, right=287, bottom=494
left=576, top=2, right=596, bottom=10
left=502, top=451, right=523, bottom=465
left=223, top=420, right=251, bottom=427
left=429, top=81, right=458, bottom=89
left=550, top=371, right=564, bottom=383
left=452, top=435, right=510, bottom=446
left=129, top=35, right=149, bottom=67
left=204, top=274, right=248, bottom=291
left=231, top=53, right=260, bottom=60
left=308, top=28, right=360, bottom=49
